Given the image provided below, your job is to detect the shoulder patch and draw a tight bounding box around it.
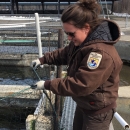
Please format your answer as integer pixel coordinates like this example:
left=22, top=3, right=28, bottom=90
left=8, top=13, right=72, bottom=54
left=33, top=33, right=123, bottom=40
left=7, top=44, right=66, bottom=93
left=87, top=52, right=102, bottom=69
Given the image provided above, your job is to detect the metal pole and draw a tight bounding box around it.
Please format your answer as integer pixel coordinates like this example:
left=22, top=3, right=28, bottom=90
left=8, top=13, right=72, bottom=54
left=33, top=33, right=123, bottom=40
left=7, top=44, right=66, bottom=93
left=111, top=0, right=114, bottom=14
left=15, top=0, right=19, bottom=14
left=10, top=0, right=14, bottom=14
left=104, top=0, right=110, bottom=19
left=125, top=13, right=128, bottom=28
left=99, top=0, right=106, bottom=19
left=55, top=29, right=64, bottom=130
left=58, top=0, right=60, bottom=16
left=41, top=1, right=44, bottom=14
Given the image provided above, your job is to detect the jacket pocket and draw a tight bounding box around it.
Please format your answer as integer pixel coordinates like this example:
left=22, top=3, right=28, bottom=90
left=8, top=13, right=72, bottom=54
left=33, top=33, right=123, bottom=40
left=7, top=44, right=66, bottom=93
left=87, top=109, right=113, bottom=123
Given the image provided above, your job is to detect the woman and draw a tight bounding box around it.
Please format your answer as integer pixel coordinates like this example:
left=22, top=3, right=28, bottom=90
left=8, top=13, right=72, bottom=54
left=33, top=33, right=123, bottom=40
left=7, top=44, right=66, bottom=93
left=31, top=0, right=122, bottom=129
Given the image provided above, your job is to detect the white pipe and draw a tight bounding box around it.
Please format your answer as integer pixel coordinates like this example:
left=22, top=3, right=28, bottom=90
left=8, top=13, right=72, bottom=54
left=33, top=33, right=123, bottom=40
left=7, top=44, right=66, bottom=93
left=35, top=13, right=43, bottom=68
left=114, top=112, right=129, bottom=130
left=35, top=13, right=42, bottom=58
left=0, top=25, right=26, bottom=28
left=0, top=21, right=46, bottom=26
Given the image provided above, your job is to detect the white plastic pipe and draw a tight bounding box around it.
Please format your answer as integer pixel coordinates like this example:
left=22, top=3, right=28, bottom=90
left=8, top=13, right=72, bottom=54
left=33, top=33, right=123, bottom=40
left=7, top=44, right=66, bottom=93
left=35, top=13, right=43, bottom=68
left=35, top=13, right=42, bottom=58
left=114, top=112, right=129, bottom=130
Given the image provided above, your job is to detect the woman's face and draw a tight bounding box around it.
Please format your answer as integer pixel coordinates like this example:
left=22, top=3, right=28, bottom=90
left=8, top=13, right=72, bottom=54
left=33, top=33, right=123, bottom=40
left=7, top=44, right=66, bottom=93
left=63, top=22, right=90, bottom=46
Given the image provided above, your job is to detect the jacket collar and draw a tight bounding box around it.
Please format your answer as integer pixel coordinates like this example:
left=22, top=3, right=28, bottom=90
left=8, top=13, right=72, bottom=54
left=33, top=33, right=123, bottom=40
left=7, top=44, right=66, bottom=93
left=83, top=19, right=121, bottom=46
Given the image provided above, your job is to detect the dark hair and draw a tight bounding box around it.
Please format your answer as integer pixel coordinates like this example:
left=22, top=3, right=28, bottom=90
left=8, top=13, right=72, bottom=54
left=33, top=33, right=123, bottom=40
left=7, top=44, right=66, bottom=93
left=61, top=0, right=102, bottom=31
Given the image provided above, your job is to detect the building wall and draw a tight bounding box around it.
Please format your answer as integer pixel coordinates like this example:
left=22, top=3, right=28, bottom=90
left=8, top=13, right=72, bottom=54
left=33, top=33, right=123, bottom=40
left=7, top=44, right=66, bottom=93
left=113, top=0, right=130, bottom=14
left=0, top=0, right=130, bottom=14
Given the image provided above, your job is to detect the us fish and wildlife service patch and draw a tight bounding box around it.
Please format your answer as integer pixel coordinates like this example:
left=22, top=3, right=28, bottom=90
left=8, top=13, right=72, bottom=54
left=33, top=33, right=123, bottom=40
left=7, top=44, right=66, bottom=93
left=87, top=52, right=102, bottom=69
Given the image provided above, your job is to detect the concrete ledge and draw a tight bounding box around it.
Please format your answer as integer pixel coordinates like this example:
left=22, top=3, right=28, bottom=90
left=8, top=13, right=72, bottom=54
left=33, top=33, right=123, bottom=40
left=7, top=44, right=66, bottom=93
left=118, top=86, right=130, bottom=98
left=0, top=85, right=43, bottom=107
left=115, top=41, right=130, bottom=61
left=0, top=54, right=38, bottom=66
left=120, top=35, right=130, bottom=42
left=0, top=53, right=22, bottom=59
left=26, top=115, right=53, bottom=130
left=0, top=85, right=42, bottom=99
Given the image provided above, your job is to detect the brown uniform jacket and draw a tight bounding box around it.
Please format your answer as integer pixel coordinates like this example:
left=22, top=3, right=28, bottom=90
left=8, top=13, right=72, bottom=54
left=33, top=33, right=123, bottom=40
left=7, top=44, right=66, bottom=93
left=40, top=19, right=123, bottom=114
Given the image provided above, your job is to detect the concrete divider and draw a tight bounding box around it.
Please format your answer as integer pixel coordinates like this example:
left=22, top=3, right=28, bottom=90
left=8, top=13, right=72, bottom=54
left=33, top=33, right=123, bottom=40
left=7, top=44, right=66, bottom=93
left=115, top=35, right=130, bottom=62
left=26, top=115, right=53, bottom=130
left=26, top=90, right=55, bottom=130
left=0, top=85, right=42, bottom=107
